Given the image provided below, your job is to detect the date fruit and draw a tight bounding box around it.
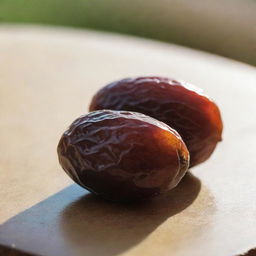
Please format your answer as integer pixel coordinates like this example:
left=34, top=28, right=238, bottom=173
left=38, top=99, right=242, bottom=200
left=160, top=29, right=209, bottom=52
left=57, top=110, right=189, bottom=201
left=89, top=77, right=223, bottom=167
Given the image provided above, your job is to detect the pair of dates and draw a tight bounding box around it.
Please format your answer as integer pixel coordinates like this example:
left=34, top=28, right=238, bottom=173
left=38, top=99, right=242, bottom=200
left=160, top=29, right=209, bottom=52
left=58, top=77, right=223, bottom=201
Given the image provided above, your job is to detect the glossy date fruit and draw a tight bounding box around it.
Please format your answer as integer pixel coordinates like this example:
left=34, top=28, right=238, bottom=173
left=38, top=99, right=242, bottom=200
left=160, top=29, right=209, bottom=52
left=57, top=110, right=189, bottom=201
left=89, top=77, right=223, bottom=167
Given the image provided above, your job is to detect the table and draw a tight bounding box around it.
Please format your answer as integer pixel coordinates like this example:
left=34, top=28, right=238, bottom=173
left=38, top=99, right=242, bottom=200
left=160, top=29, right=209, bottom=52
left=0, top=25, right=256, bottom=256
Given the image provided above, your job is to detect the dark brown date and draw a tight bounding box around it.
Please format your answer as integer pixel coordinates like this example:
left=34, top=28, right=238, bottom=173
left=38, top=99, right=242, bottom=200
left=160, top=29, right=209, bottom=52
left=89, top=77, right=223, bottom=167
left=57, top=110, right=189, bottom=201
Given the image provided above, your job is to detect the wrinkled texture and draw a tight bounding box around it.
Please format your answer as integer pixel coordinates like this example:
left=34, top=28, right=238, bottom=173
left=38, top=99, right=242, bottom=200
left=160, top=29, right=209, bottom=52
left=57, top=110, right=189, bottom=201
left=89, top=77, right=223, bottom=167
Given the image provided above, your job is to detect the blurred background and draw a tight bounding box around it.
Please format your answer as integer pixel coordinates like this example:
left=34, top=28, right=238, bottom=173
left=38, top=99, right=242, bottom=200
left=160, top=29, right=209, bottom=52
left=1, top=0, right=255, bottom=66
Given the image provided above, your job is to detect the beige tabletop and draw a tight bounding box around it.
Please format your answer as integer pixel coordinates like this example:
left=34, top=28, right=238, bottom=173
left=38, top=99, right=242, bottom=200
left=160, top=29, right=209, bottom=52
left=0, top=25, right=256, bottom=256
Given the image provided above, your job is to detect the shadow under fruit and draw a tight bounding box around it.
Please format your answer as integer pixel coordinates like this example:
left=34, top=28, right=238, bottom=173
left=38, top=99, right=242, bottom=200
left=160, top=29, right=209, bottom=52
left=60, top=172, right=201, bottom=256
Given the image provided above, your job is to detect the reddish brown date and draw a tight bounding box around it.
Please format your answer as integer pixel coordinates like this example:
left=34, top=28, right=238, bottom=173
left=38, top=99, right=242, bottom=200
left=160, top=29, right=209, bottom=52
left=89, top=77, right=223, bottom=167
left=57, top=110, right=189, bottom=201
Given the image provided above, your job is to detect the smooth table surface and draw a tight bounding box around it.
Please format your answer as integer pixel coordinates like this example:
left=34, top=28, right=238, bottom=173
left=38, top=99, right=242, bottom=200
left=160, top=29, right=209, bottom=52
left=0, top=25, right=256, bottom=256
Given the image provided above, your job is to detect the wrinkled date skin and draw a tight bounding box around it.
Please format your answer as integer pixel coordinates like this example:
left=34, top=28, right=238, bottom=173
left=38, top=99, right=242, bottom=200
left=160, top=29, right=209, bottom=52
left=57, top=110, right=189, bottom=201
left=89, top=77, right=223, bottom=167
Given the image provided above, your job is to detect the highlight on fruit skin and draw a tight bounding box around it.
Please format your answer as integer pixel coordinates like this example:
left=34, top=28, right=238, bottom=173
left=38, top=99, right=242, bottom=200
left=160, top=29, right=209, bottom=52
left=89, top=76, right=223, bottom=167
left=57, top=110, right=189, bottom=201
